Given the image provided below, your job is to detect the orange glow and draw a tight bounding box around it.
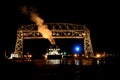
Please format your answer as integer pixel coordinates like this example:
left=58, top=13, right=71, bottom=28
left=30, top=11, right=56, bottom=45
left=74, top=54, right=78, bottom=57
left=22, top=6, right=56, bottom=45
left=96, top=54, right=101, bottom=58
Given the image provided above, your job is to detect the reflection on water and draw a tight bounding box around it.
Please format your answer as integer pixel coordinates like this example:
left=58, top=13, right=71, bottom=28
left=2, top=56, right=119, bottom=80
left=97, top=59, right=100, bottom=65
left=47, top=59, right=62, bottom=64
left=75, top=59, right=80, bottom=65
left=45, top=58, right=106, bottom=66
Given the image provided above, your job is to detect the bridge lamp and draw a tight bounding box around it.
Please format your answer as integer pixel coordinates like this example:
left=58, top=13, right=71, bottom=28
left=72, top=43, right=83, bottom=54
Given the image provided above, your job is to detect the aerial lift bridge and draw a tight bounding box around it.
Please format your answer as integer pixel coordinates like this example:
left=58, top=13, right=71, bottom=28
left=14, top=23, right=94, bottom=58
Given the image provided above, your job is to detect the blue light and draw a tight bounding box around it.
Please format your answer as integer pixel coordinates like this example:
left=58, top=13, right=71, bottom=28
left=72, top=43, right=83, bottom=54
left=75, top=47, right=80, bottom=51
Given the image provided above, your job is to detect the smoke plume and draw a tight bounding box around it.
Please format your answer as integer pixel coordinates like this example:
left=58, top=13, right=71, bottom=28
left=21, top=6, right=56, bottom=45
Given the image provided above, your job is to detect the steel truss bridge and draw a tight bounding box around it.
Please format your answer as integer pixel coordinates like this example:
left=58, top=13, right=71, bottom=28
left=14, top=23, right=94, bottom=58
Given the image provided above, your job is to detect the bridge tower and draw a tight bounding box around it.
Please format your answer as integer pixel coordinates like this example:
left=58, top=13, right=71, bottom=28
left=14, top=23, right=94, bottom=58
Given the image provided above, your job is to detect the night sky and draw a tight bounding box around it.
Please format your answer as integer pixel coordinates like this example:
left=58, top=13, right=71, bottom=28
left=0, top=0, right=120, bottom=57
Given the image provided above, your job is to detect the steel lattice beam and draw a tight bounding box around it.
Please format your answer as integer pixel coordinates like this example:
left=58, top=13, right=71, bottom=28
left=14, top=23, right=94, bottom=58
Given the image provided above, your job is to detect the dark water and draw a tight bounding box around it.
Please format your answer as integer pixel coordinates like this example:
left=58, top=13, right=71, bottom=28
left=0, top=57, right=119, bottom=80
